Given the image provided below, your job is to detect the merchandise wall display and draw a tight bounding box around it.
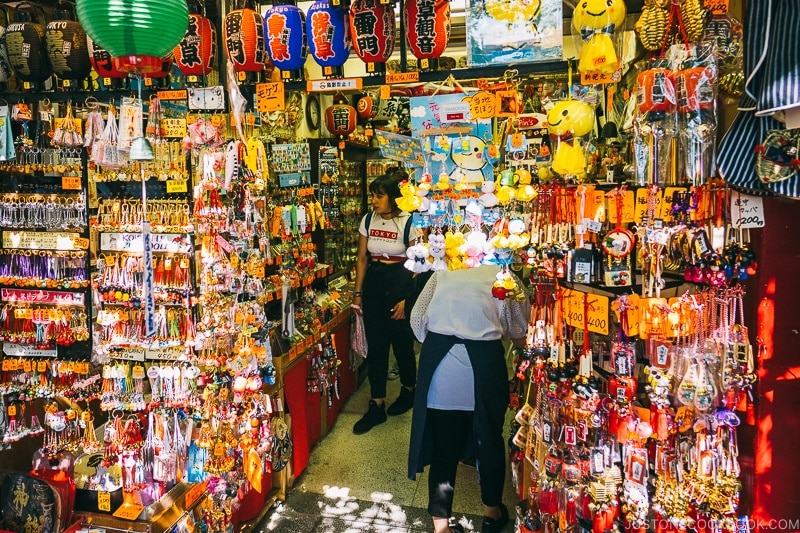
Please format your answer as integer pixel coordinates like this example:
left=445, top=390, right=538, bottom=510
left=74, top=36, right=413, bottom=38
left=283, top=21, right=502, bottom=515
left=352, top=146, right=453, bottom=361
left=0, top=1, right=785, bottom=532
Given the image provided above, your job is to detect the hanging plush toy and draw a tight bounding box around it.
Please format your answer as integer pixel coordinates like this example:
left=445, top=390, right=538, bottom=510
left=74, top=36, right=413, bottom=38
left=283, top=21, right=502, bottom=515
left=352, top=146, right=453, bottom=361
left=572, top=0, right=627, bottom=76
left=547, top=99, right=595, bottom=179
left=396, top=181, right=423, bottom=212
left=428, top=233, right=447, bottom=271
left=404, top=242, right=431, bottom=273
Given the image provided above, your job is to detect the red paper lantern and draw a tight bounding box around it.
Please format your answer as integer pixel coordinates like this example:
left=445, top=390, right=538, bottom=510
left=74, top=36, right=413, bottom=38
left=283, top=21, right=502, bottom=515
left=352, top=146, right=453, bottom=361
left=325, top=102, right=357, bottom=151
left=174, top=12, right=217, bottom=78
left=87, top=36, right=127, bottom=79
left=349, top=0, right=394, bottom=75
left=357, top=95, right=378, bottom=119
left=404, top=0, right=450, bottom=72
left=145, top=55, right=173, bottom=79
left=224, top=2, right=268, bottom=74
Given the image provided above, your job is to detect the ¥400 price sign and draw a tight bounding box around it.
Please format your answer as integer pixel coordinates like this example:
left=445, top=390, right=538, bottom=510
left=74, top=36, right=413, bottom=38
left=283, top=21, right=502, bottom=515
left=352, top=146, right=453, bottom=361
left=562, top=288, right=609, bottom=336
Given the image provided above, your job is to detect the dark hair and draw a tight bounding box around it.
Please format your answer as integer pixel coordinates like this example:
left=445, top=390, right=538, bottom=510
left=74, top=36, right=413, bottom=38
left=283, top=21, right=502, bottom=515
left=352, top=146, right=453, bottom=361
left=368, top=166, right=408, bottom=215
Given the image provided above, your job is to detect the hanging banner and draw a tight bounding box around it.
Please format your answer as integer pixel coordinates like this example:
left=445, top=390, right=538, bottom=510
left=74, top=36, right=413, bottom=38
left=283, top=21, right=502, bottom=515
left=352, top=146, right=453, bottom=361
left=465, top=0, right=562, bottom=67
left=375, top=130, right=425, bottom=167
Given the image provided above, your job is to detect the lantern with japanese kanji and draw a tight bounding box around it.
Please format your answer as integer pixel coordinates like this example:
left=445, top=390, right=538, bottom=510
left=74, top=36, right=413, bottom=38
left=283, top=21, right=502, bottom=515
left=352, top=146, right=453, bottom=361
left=349, top=0, right=394, bottom=75
left=307, top=0, right=351, bottom=79
left=357, top=94, right=378, bottom=120
left=404, top=0, right=450, bottom=72
left=325, top=102, right=357, bottom=154
left=76, top=0, right=188, bottom=74
left=264, top=1, right=307, bottom=82
left=174, top=11, right=217, bottom=80
left=224, top=0, right=268, bottom=75
left=87, top=36, right=127, bottom=83
left=5, top=4, right=52, bottom=85
left=45, top=3, right=92, bottom=84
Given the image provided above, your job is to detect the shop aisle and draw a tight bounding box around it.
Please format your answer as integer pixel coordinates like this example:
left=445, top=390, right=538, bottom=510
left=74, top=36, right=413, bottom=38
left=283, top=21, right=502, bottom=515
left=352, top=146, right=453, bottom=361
left=256, top=364, right=518, bottom=532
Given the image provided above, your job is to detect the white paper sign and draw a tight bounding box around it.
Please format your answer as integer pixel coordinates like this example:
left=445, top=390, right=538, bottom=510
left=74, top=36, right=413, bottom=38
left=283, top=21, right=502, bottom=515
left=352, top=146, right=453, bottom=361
left=730, top=192, right=766, bottom=228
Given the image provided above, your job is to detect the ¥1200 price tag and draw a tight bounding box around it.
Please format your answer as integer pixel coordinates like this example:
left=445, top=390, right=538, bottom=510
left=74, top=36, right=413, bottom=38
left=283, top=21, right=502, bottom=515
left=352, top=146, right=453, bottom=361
left=730, top=192, right=765, bottom=228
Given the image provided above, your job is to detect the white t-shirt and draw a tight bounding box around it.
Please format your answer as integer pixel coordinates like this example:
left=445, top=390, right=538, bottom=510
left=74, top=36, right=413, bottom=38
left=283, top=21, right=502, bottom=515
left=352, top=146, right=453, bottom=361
left=358, top=211, right=418, bottom=257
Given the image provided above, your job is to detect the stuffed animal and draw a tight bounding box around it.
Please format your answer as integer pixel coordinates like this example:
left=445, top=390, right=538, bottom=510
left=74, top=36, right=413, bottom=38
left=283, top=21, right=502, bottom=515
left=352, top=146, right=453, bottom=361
left=396, top=181, right=423, bottom=212
left=428, top=233, right=448, bottom=271
left=461, top=231, right=488, bottom=268
left=479, top=180, right=499, bottom=208
left=572, top=0, right=627, bottom=76
left=547, top=99, right=595, bottom=179
left=404, top=242, right=431, bottom=273
left=444, top=230, right=467, bottom=270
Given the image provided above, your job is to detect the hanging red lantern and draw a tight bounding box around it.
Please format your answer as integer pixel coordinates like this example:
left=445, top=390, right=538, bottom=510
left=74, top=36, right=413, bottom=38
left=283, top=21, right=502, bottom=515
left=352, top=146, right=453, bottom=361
left=264, top=1, right=308, bottom=82
left=325, top=101, right=357, bottom=153
left=5, top=3, right=52, bottom=85
left=404, top=0, right=450, bottom=72
left=87, top=36, right=127, bottom=80
left=349, top=0, right=394, bottom=75
left=145, top=55, right=173, bottom=81
left=223, top=0, right=268, bottom=77
left=307, top=0, right=351, bottom=79
left=357, top=94, right=378, bottom=120
left=45, top=1, right=92, bottom=85
left=174, top=11, right=217, bottom=79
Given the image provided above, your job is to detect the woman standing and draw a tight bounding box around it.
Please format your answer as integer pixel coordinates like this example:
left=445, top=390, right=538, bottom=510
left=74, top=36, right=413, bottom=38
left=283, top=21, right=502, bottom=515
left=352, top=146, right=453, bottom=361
left=352, top=167, right=420, bottom=435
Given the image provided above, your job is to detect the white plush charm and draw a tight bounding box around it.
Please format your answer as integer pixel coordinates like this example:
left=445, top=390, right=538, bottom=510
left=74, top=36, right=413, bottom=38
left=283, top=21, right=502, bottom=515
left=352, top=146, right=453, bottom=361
left=479, top=180, right=499, bottom=208
left=404, top=242, right=432, bottom=273
left=428, top=233, right=447, bottom=271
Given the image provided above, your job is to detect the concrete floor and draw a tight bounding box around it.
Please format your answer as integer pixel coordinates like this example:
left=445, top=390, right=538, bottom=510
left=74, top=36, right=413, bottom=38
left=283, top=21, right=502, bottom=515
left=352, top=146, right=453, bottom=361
left=256, top=360, right=519, bottom=533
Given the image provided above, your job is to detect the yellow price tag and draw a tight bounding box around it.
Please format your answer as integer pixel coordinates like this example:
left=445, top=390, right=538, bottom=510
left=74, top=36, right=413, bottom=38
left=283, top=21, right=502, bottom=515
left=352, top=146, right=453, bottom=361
left=62, top=176, right=82, bottom=190
left=97, top=491, right=112, bottom=512
left=703, top=0, right=728, bottom=15
left=185, top=482, right=207, bottom=507
left=255, top=82, right=285, bottom=113
left=607, top=190, right=636, bottom=224
left=112, top=503, right=144, bottom=521
left=73, top=237, right=90, bottom=249
left=379, top=85, right=391, bottom=99
left=562, top=289, right=610, bottom=336
left=166, top=180, right=188, bottom=194
left=7, top=405, right=16, bottom=416
left=580, top=69, right=622, bottom=86
left=160, top=118, right=187, bottom=138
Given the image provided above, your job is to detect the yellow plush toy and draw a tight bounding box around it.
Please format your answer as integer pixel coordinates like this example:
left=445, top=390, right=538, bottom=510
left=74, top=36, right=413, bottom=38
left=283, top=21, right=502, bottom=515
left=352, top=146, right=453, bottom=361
left=572, top=0, right=627, bottom=76
left=547, top=99, right=595, bottom=179
left=396, top=181, right=422, bottom=212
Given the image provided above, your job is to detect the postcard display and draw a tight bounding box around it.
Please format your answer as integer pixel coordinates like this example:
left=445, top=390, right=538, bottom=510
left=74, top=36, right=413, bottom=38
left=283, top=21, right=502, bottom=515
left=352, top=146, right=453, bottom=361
left=0, top=95, right=352, bottom=533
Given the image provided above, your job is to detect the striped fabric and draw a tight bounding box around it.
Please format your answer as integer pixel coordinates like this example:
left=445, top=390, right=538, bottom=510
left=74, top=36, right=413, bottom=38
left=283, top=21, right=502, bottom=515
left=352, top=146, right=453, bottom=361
left=716, top=0, right=800, bottom=198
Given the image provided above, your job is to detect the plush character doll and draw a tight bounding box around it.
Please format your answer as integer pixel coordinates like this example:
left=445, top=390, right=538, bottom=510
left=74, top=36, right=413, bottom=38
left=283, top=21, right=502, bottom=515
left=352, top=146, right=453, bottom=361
left=444, top=230, right=467, bottom=270
left=404, top=242, right=431, bottom=273
left=547, top=99, right=595, bottom=179
left=396, top=181, right=423, bottom=212
left=572, top=0, right=627, bottom=76
left=428, top=233, right=447, bottom=271
left=461, top=231, right=488, bottom=268
left=479, top=179, right=499, bottom=208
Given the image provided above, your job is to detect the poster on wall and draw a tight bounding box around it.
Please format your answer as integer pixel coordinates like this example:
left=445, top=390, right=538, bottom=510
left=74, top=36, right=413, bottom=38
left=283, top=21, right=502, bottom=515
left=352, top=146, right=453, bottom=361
left=409, top=93, right=494, bottom=185
left=465, top=0, right=562, bottom=68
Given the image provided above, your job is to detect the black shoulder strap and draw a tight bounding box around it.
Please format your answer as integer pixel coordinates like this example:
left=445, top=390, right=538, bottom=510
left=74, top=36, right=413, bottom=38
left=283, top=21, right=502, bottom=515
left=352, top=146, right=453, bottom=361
left=364, top=211, right=372, bottom=232
left=403, top=215, right=413, bottom=246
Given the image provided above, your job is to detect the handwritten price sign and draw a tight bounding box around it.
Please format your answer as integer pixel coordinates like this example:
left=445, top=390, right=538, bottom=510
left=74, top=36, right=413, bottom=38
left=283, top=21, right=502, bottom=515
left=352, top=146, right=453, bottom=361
left=255, top=82, right=285, bottom=113
left=161, top=118, right=187, bottom=138
left=703, top=0, right=728, bottom=14
left=562, top=288, right=609, bottom=335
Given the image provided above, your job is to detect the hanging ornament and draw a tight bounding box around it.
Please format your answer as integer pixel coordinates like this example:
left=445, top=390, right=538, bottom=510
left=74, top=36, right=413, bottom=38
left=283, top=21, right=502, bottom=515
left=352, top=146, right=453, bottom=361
left=349, top=0, right=394, bottom=75
left=307, top=0, right=351, bottom=78
left=5, top=3, right=52, bottom=85
left=357, top=94, right=379, bottom=120
left=325, top=100, right=357, bottom=155
left=546, top=99, right=594, bottom=180
left=174, top=6, right=217, bottom=80
left=87, top=36, right=127, bottom=81
left=45, top=1, right=91, bottom=85
left=264, top=0, right=308, bottom=82
left=76, top=0, right=188, bottom=74
left=571, top=0, right=626, bottom=77
left=223, top=0, right=268, bottom=77
left=404, top=0, right=450, bottom=72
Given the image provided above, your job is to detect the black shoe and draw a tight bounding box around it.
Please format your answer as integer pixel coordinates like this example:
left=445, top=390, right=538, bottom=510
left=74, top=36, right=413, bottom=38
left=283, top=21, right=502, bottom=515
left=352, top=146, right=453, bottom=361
left=450, top=525, right=465, bottom=533
left=353, top=400, right=387, bottom=434
left=387, top=387, right=415, bottom=416
left=481, top=503, right=509, bottom=533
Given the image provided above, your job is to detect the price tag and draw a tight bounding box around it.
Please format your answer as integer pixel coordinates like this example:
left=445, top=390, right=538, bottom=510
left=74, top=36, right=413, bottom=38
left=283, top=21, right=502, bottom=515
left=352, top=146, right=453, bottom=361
left=97, top=491, right=112, bottom=512
left=62, top=176, right=81, bottom=190
left=185, top=482, right=207, bottom=507
left=385, top=71, right=419, bottom=84
left=580, top=69, right=622, bottom=86
left=166, top=180, right=188, bottom=194
left=703, top=0, right=728, bottom=14
left=157, top=90, right=188, bottom=101
left=161, top=118, right=187, bottom=138
left=562, top=288, right=609, bottom=336
left=730, top=192, right=765, bottom=228
left=73, top=237, right=89, bottom=249
left=7, top=405, right=16, bottom=416
left=379, top=85, right=390, bottom=100
left=113, top=503, right=144, bottom=521
left=255, top=82, right=285, bottom=113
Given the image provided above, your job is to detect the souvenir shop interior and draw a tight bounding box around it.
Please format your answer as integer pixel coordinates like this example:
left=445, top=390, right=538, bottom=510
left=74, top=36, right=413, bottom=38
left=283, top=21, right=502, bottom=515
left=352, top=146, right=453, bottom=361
left=0, top=0, right=799, bottom=532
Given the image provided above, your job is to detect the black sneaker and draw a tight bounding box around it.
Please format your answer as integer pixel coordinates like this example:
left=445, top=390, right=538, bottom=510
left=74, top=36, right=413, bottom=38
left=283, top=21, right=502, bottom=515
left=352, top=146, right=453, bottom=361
left=387, top=387, right=415, bottom=416
left=353, top=400, right=387, bottom=434
left=481, top=503, right=509, bottom=533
